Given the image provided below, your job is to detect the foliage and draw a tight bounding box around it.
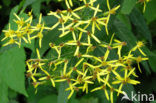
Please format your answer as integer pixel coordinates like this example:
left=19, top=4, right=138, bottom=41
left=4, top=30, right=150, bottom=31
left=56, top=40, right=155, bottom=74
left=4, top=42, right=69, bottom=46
left=0, top=0, right=156, bottom=103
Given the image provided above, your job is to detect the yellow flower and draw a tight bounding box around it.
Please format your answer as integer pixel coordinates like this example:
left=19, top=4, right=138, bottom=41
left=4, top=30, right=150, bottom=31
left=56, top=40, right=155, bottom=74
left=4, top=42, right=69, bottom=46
left=31, top=48, right=47, bottom=67
left=39, top=74, right=56, bottom=87
left=13, top=13, right=32, bottom=27
left=59, top=23, right=87, bottom=41
left=85, top=31, right=101, bottom=44
left=26, top=62, right=38, bottom=82
left=66, top=86, right=83, bottom=99
left=84, top=4, right=103, bottom=35
left=91, top=74, right=110, bottom=100
left=100, top=33, right=115, bottom=61
left=73, top=0, right=101, bottom=12
left=31, top=13, right=43, bottom=30
left=49, top=43, right=64, bottom=58
left=65, top=40, right=91, bottom=56
left=65, top=0, right=73, bottom=8
left=1, top=24, right=15, bottom=41
left=135, top=56, right=148, bottom=73
left=112, top=68, right=140, bottom=95
left=109, top=87, right=123, bottom=103
left=31, top=23, right=45, bottom=48
left=62, top=6, right=81, bottom=19
left=72, top=70, right=93, bottom=93
left=48, top=11, right=69, bottom=36
left=21, top=23, right=34, bottom=43
left=130, top=41, right=146, bottom=56
left=2, top=24, right=21, bottom=47
left=113, top=39, right=127, bottom=58
left=2, top=38, right=20, bottom=47
left=67, top=58, right=84, bottom=76
left=104, top=0, right=120, bottom=35
left=52, top=59, right=65, bottom=71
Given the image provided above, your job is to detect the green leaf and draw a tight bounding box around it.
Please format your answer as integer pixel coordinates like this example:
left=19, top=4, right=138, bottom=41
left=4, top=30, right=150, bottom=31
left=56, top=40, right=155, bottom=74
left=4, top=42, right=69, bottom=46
left=92, top=90, right=110, bottom=103
left=0, top=47, right=28, bottom=96
left=130, top=8, right=152, bottom=45
left=32, top=0, right=41, bottom=17
left=148, top=52, right=156, bottom=72
left=113, top=19, right=137, bottom=48
left=8, top=89, right=18, bottom=100
left=120, top=0, right=137, bottom=14
left=0, top=78, right=8, bottom=103
left=38, top=94, right=57, bottom=103
left=27, top=85, right=57, bottom=103
left=23, top=0, right=37, bottom=8
left=144, top=0, right=156, bottom=24
left=122, top=84, right=139, bottom=103
left=31, top=0, right=48, bottom=17
left=117, top=13, right=131, bottom=30
left=57, top=82, right=69, bottom=103
left=79, top=97, right=98, bottom=103
left=8, top=100, right=19, bottom=103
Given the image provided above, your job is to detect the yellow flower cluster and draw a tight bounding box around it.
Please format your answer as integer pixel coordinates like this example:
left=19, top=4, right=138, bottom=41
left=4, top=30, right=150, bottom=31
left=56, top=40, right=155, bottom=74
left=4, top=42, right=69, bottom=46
left=1, top=0, right=120, bottom=48
left=1, top=0, right=148, bottom=103
left=26, top=38, right=148, bottom=103
left=1, top=12, right=50, bottom=48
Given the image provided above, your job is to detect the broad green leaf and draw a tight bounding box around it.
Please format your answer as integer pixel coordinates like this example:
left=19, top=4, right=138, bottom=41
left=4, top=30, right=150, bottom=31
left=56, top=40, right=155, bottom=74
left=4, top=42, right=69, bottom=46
left=57, top=82, right=69, bottom=103
left=148, top=52, right=156, bottom=72
left=122, top=84, right=139, bottom=103
left=120, top=0, right=137, bottom=14
left=0, top=47, right=28, bottom=96
left=0, top=78, right=8, bottom=103
left=32, top=0, right=41, bottom=17
left=38, top=95, right=57, bottom=103
left=23, top=0, right=37, bottom=8
left=27, top=85, right=56, bottom=103
left=8, top=100, right=19, bottom=103
left=113, top=19, right=137, bottom=48
left=144, top=0, right=156, bottom=24
left=130, top=8, right=152, bottom=45
left=80, top=97, right=98, bottom=103
left=31, top=0, right=49, bottom=17
left=68, top=99, right=79, bottom=103
left=8, top=89, right=18, bottom=100
left=93, top=90, right=110, bottom=103
left=117, top=13, right=131, bottom=30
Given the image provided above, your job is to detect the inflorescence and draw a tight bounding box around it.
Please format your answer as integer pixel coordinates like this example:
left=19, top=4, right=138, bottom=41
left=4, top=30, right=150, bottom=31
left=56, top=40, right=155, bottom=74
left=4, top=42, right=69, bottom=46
left=1, top=0, right=148, bottom=103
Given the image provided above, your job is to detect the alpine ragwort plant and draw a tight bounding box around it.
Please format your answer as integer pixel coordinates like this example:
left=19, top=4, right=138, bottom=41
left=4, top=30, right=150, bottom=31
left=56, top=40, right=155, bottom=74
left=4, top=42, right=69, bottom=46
left=1, top=0, right=149, bottom=103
